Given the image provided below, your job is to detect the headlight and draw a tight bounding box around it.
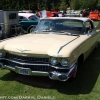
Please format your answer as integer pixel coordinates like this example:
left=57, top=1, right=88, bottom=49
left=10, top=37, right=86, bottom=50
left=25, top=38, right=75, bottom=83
left=50, top=57, right=69, bottom=66
left=60, top=58, right=69, bottom=66
left=50, top=57, right=58, bottom=65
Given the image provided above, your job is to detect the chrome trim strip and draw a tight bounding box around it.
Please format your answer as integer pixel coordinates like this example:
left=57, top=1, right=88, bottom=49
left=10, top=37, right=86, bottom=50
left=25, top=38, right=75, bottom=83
left=5, top=58, right=50, bottom=66
left=16, top=48, right=31, bottom=52
left=51, top=65, right=68, bottom=69
left=57, top=36, right=80, bottom=55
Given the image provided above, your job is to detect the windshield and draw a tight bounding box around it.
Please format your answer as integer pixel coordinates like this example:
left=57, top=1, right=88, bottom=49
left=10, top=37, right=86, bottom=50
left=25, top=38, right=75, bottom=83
left=34, top=19, right=84, bottom=35
left=28, top=15, right=39, bottom=20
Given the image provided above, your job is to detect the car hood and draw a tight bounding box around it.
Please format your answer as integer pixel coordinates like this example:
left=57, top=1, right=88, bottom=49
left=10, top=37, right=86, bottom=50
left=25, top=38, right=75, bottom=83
left=1, top=33, right=79, bottom=56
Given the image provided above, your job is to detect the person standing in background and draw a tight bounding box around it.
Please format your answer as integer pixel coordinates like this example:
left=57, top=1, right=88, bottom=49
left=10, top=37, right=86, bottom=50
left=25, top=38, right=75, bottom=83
left=41, top=7, right=47, bottom=18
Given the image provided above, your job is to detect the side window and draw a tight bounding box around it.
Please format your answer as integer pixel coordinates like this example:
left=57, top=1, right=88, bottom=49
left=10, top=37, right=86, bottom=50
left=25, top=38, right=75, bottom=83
left=19, top=16, right=24, bottom=20
left=28, top=16, right=34, bottom=20
left=86, top=21, right=91, bottom=29
left=9, top=13, right=17, bottom=20
left=86, top=21, right=93, bottom=33
left=86, top=21, right=96, bottom=35
left=19, top=16, right=27, bottom=21
left=28, top=15, right=38, bottom=20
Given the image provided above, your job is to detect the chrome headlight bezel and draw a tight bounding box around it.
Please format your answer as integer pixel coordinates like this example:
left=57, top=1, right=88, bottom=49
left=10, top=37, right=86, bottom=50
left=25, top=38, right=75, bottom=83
left=60, top=58, right=69, bottom=66
left=50, top=57, right=58, bottom=65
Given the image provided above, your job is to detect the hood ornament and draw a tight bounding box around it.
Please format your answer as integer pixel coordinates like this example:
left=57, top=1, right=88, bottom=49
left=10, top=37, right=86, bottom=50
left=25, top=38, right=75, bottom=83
left=16, top=48, right=30, bottom=52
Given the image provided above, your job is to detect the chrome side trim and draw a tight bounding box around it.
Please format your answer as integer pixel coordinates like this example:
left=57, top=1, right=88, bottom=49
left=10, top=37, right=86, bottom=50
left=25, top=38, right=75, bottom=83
left=57, top=36, right=80, bottom=55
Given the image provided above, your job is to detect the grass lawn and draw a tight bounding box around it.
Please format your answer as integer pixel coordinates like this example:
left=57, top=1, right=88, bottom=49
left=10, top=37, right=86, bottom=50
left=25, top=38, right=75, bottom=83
left=0, top=21, right=100, bottom=100
left=94, top=21, right=100, bottom=26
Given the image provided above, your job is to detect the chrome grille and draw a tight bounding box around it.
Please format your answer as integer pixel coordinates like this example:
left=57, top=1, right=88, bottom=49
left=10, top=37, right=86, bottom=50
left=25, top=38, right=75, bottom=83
left=4, top=52, right=51, bottom=72
left=6, top=52, right=49, bottom=64
left=4, top=60, right=51, bottom=71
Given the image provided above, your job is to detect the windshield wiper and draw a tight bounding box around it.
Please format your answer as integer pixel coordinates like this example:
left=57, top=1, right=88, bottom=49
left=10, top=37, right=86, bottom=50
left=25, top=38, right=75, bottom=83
left=58, top=31, right=72, bottom=35
left=58, top=31, right=80, bottom=36
left=71, top=34, right=80, bottom=36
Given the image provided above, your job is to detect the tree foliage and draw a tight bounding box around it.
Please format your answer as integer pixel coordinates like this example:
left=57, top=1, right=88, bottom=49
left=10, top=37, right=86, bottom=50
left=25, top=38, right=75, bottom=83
left=59, top=0, right=68, bottom=10
left=0, top=0, right=99, bottom=11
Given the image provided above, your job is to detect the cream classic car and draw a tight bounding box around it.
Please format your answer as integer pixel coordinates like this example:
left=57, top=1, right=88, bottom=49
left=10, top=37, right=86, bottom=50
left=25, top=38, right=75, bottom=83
left=0, top=17, right=100, bottom=81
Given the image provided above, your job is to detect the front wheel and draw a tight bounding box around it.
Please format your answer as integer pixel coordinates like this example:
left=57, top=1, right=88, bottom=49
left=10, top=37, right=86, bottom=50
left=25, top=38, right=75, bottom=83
left=28, top=26, right=36, bottom=33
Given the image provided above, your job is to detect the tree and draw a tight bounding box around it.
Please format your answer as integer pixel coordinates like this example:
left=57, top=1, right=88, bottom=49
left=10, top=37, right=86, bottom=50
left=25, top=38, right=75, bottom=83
left=0, top=0, right=99, bottom=11
left=79, top=0, right=98, bottom=10
left=59, top=0, right=68, bottom=10
left=70, top=0, right=80, bottom=10
left=97, top=0, right=100, bottom=10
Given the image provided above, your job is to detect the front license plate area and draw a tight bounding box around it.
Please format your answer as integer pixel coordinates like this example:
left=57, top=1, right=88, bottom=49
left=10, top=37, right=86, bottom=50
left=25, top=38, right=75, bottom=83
left=18, top=68, right=31, bottom=75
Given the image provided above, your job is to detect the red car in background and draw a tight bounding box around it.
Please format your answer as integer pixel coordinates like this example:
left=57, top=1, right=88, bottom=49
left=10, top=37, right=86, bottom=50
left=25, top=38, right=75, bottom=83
left=46, top=11, right=59, bottom=17
left=46, top=11, right=54, bottom=17
left=88, top=11, right=100, bottom=20
left=36, top=10, right=62, bottom=18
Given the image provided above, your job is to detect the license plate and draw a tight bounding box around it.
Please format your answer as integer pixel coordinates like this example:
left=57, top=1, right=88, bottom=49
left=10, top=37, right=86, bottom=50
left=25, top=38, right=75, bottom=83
left=18, top=68, right=30, bottom=75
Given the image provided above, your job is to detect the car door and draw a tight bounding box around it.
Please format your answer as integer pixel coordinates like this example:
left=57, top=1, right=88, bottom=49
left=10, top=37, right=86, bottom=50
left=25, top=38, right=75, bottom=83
left=83, top=21, right=100, bottom=59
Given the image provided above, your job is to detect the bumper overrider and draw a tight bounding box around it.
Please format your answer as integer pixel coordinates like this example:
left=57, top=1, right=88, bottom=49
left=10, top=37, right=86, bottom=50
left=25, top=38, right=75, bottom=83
left=0, top=53, right=77, bottom=81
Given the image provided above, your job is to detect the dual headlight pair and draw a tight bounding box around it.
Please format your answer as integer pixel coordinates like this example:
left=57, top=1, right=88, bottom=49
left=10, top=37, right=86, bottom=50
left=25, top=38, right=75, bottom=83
left=50, top=57, right=69, bottom=67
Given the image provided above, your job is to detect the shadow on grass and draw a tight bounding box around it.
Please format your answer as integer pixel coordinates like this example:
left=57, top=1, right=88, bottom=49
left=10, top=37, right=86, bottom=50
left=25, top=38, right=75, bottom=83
left=0, top=47, right=100, bottom=95
left=0, top=70, right=18, bottom=81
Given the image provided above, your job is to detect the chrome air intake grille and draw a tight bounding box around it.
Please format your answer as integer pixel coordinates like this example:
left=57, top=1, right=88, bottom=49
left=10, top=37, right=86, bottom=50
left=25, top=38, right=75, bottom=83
left=4, top=52, right=52, bottom=72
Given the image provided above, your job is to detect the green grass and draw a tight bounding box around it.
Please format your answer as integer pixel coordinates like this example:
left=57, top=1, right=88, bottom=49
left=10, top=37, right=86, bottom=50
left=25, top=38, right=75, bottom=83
left=94, top=21, right=100, bottom=26
left=0, top=21, right=100, bottom=100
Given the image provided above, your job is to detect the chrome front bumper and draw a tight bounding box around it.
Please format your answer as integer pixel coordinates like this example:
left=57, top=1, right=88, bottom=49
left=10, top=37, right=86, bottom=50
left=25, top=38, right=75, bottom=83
left=0, top=62, right=77, bottom=81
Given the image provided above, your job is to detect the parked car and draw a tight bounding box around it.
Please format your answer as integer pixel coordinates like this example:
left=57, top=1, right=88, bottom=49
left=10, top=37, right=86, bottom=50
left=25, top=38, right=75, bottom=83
left=46, top=11, right=54, bottom=17
left=88, top=11, right=100, bottom=20
left=65, top=12, right=80, bottom=17
left=18, top=13, right=39, bottom=33
left=0, top=17, right=100, bottom=81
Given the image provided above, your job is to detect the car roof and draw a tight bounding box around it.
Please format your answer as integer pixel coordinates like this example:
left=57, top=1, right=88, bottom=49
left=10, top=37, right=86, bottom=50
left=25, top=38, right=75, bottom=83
left=40, top=17, right=91, bottom=22
left=18, top=13, right=36, bottom=18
